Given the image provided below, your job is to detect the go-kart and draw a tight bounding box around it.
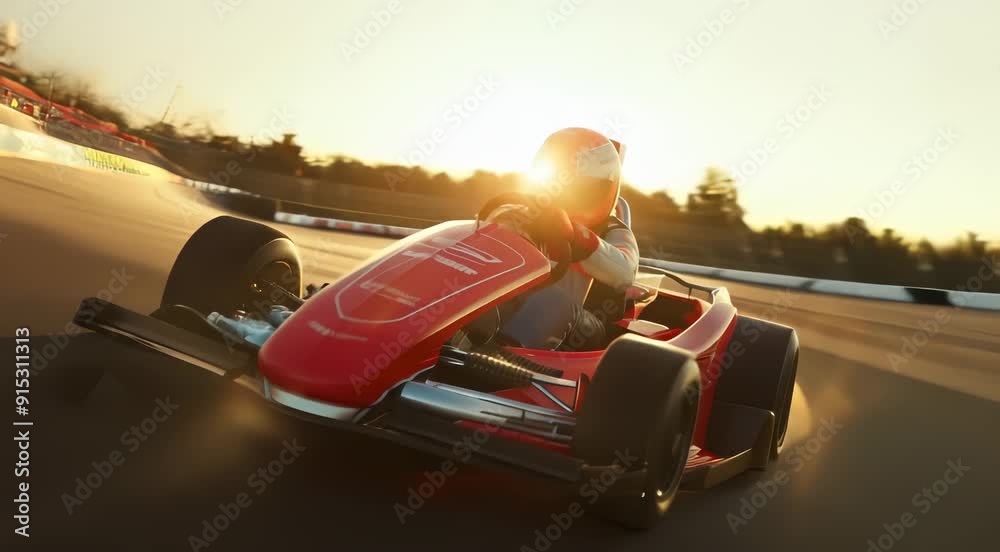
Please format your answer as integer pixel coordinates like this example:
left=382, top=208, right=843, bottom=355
left=71, top=198, right=798, bottom=528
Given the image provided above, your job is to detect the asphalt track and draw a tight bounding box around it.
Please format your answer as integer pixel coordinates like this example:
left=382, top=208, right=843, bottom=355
left=1, top=156, right=997, bottom=551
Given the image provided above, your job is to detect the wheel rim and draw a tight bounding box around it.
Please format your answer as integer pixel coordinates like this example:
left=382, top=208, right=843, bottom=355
left=248, top=261, right=296, bottom=308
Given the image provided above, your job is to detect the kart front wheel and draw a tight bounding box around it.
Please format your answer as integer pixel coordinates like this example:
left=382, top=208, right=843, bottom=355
left=572, top=334, right=701, bottom=529
left=161, top=216, right=302, bottom=318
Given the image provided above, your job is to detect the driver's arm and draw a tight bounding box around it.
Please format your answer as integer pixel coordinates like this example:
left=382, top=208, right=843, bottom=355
left=486, top=204, right=638, bottom=291
left=578, top=225, right=639, bottom=291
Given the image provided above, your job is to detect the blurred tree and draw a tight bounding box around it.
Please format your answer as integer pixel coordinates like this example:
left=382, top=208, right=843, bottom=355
left=955, top=232, right=987, bottom=259
left=429, top=172, right=455, bottom=195
left=13, top=49, right=987, bottom=292
left=914, top=239, right=938, bottom=275
left=686, top=167, right=745, bottom=223
left=841, top=217, right=874, bottom=247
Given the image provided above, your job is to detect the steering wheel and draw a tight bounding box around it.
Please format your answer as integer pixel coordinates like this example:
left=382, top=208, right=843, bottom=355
left=476, top=193, right=573, bottom=287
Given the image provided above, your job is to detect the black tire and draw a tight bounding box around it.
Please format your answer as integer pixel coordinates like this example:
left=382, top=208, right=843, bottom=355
left=161, top=216, right=302, bottom=318
left=210, top=194, right=278, bottom=220
left=572, top=334, right=701, bottom=529
left=714, top=315, right=799, bottom=459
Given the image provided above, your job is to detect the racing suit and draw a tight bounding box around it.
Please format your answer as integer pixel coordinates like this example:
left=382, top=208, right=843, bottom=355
left=487, top=205, right=639, bottom=350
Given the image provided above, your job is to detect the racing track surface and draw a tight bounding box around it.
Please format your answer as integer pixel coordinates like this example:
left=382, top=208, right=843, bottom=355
left=1, top=156, right=997, bottom=551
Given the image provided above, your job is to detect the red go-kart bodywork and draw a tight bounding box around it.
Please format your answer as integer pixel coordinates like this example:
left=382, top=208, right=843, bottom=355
left=74, top=213, right=798, bottom=527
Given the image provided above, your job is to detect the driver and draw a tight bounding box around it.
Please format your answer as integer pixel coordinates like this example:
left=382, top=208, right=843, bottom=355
left=485, top=127, right=639, bottom=350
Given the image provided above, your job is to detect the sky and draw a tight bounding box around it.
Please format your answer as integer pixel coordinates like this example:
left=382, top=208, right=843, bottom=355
left=2, top=0, right=998, bottom=244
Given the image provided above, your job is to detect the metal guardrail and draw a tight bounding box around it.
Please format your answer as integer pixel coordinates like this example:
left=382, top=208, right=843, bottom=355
left=267, top=209, right=1000, bottom=312
left=639, top=259, right=1000, bottom=312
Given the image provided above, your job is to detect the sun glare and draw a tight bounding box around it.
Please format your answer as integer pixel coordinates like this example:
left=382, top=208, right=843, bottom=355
left=524, top=161, right=556, bottom=190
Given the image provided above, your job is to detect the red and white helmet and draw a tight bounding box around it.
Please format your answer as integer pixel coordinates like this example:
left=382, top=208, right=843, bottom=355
left=529, top=127, right=624, bottom=228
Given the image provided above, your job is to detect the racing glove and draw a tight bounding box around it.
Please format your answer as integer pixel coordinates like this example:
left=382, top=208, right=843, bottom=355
left=526, top=207, right=600, bottom=263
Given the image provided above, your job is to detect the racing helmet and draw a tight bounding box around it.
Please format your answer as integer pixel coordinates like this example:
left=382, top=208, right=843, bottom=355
left=528, top=127, right=624, bottom=228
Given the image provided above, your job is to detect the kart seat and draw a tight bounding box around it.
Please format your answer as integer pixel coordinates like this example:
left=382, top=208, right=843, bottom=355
left=614, top=196, right=632, bottom=229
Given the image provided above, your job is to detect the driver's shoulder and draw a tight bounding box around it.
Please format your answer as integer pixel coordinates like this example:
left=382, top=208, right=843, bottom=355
left=595, top=215, right=632, bottom=237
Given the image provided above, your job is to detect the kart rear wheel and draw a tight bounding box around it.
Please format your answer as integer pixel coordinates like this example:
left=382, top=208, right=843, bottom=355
left=161, top=216, right=302, bottom=318
left=714, top=316, right=799, bottom=459
left=572, top=334, right=701, bottom=529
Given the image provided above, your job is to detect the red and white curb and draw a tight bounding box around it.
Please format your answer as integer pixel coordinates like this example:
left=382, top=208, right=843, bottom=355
left=274, top=211, right=420, bottom=238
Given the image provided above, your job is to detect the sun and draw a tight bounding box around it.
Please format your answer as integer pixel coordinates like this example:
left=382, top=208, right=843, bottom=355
left=523, top=160, right=556, bottom=191
left=428, top=78, right=693, bottom=196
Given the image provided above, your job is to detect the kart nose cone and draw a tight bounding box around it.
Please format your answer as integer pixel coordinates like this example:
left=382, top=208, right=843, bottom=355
left=263, top=378, right=360, bottom=421
left=258, top=221, right=550, bottom=408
